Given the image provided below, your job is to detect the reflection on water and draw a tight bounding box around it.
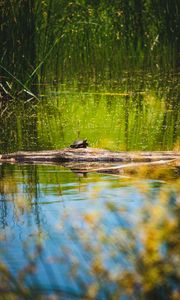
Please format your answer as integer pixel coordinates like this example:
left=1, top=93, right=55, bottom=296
left=0, top=72, right=179, bottom=153
left=0, top=164, right=180, bottom=299
left=0, top=72, right=179, bottom=299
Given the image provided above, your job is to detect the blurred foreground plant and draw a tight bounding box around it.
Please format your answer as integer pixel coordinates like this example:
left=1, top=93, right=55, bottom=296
left=56, top=181, right=180, bottom=300
left=0, top=179, right=180, bottom=300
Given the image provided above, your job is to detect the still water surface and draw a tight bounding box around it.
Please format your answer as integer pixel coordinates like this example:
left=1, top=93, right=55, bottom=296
left=0, top=163, right=179, bottom=299
left=0, top=72, right=179, bottom=153
left=0, top=74, right=180, bottom=298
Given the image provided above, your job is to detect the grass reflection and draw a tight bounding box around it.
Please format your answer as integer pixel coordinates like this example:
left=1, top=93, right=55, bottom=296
left=0, top=164, right=179, bottom=299
left=1, top=74, right=179, bottom=153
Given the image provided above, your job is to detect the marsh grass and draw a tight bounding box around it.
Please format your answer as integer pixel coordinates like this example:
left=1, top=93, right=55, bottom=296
left=0, top=1, right=179, bottom=89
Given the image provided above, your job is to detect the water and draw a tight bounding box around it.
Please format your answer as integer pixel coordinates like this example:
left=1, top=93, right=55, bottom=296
left=0, top=72, right=179, bottom=153
left=1, top=1, right=179, bottom=296
left=0, top=73, right=180, bottom=299
left=0, top=163, right=179, bottom=299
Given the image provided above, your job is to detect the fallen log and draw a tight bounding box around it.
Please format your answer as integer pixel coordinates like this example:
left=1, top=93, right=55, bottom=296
left=0, top=148, right=179, bottom=174
left=1, top=148, right=180, bottom=163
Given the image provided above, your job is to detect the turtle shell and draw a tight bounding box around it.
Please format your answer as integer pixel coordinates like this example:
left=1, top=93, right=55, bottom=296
left=70, top=139, right=88, bottom=148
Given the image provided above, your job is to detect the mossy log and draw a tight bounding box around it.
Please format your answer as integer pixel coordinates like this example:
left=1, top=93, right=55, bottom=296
left=0, top=148, right=179, bottom=174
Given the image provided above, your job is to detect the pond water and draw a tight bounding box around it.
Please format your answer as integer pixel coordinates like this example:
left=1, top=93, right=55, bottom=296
left=0, top=164, right=180, bottom=298
left=0, top=73, right=180, bottom=299
left=0, top=72, right=179, bottom=153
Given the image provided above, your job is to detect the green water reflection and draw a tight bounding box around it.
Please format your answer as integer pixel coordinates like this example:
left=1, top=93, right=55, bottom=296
left=0, top=72, right=179, bottom=153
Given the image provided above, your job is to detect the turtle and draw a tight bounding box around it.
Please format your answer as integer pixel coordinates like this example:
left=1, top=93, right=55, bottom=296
left=70, top=139, right=89, bottom=148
